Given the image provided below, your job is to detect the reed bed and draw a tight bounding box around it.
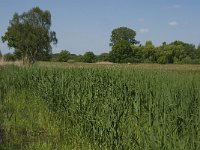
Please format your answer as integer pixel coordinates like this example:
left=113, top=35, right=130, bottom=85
left=0, top=64, right=199, bottom=149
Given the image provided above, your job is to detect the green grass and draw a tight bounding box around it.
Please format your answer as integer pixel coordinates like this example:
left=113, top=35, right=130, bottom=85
left=0, top=64, right=200, bottom=149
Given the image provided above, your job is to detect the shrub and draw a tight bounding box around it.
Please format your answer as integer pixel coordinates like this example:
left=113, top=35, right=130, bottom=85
left=82, top=51, right=96, bottom=63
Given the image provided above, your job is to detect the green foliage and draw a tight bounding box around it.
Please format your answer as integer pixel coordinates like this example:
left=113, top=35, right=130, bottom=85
left=0, top=65, right=200, bottom=149
left=109, top=40, right=133, bottom=63
left=51, top=50, right=82, bottom=63
left=131, top=45, right=143, bottom=63
left=36, top=50, right=52, bottom=61
left=108, top=39, right=200, bottom=64
left=195, top=44, right=200, bottom=59
left=70, top=54, right=83, bottom=62
left=1, top=7, right=57, bottom=64
left=108, top=27, right=199, bottom=64
left=48, top=39, right=200, bottom=64
left=51, top=53, right=82, bottom=63
left=57, top=50, right=71, bottom=62
left=3, top=53, right=16, bottom=61
left=156, top=41, right=197, bottom=64
left=129, top=40, right=198, bottom=64
left=110, top=27, right=137, bottom=46
left=0, top=51, right=2, bottom=60
left=170, top=41, right=196, bottom=59
left=96, top=52, right=109, bottom=62
left=82, top=51, right=96, bottom=63
left=142, top=41, right=157, bottom=62
left=179, top=57, right=200, bottom=64
left=0, top=90, right=60, bottom=150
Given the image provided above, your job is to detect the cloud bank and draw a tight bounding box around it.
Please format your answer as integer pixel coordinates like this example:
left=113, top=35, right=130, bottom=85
left=169, top=21, right=178, bottom=26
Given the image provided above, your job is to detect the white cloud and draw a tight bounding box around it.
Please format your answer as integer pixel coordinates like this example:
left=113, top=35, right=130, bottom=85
left=138, top=18, right=144, bottom=22
left=172, top=4, right=181, bottom=9
left=169, top=21, right=178, bottom=26
left=139, top=28, right=149, bottom=33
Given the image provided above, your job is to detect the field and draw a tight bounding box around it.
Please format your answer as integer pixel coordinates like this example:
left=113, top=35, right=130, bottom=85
left=0, top=63, right=200, bottom=149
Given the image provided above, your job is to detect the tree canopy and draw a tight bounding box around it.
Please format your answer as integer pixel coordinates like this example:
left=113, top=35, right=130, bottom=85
left=82, top=51, right=96, bottom=63
left=109, top=40, right=133, bottom=63
left=57, top=50, right=71, bottom=62
left=110, top=27, right=138, bottom=46
left=109, top=27, right=138, bottom=63
left=1, top=7, right=57, bottom=64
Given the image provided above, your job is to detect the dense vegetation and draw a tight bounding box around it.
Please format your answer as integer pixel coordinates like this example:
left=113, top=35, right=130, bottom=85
left=1, top=7, right=200, bottom=64
left=1, top=7, right=57, bottom=64
left=2, top=40, right=200, bottom=64
left=0, top=65, right=199, bottom=149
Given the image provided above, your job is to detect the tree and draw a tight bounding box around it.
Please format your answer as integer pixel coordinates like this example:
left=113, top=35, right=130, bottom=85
left=96, top=53, right=109, bottom=62
left=162, top=42, right=167, bottom=46
left=70, top=54, right=83, bottom=62
left=3, top=53, right=16, bottom=61
left=0, top=51, right=2, bottom=59
left=82, top=51, right=96, bottom=63
left=109, top=40, right=133, bottom=63
left=109, top=27, right=138, bottom=63
left=157, top=43, right=183, bottom=64
left=170, top=41, right=195, bottom=59
left=142, top=41, right=157, bottom=62
left=36, top=50, right=52, bottom=61
left=131, top=45, right=143, bottom=63
left=2, top=7, right=57, bottom=64
left=157, top=50, right=174, bottom=64
left=58, top=50, right=71, bottom=62
left=110, top=27, right=138, bottom=46
left=196, top=44, right=200, bottom=59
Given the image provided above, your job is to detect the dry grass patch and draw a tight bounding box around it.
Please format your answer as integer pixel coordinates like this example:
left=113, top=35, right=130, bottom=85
left=0, top=59, right=23, bottom=66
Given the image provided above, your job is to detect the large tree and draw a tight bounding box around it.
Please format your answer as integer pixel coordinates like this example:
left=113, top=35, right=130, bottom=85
left=109, top=40, right=133, bottom=63
left=110, top=27, right=138, bottom=46
left=109, top=27, right=137, bottom=63
left=2, top=7, right=57, bottom=64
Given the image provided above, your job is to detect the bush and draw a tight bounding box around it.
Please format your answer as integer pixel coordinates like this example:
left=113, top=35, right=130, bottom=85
left=96, top=53, right=109, bottom=62
left=82, top=51, right=96, bottom=63
left=180, top=57, right=200, bottom=64
left=58, top=50, right=71, bottom=62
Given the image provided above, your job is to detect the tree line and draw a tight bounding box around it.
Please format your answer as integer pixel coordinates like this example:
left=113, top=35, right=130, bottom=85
left=1, top=7, right=200, bottom=64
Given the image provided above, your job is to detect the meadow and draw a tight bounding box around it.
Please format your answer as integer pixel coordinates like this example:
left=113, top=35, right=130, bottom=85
left=0, top=63, right=200, bottom=149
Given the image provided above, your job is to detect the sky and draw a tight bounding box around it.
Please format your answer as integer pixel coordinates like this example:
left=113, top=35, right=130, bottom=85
left=0, top=0, right=200, bottom=54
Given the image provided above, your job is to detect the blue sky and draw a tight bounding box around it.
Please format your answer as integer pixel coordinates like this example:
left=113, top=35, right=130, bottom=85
left=0, top=0, right=200, bottom=54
